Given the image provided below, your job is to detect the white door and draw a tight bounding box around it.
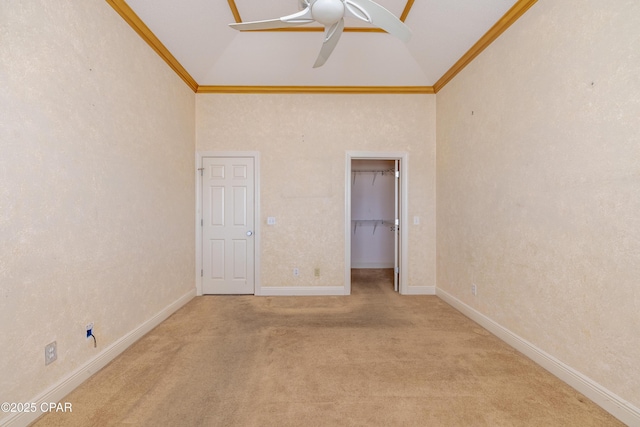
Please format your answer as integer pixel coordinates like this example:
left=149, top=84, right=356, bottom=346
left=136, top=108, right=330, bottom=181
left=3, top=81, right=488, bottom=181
left=202, top=157, right=255, bottom=294
left=393, top=160, right=400, bottom=292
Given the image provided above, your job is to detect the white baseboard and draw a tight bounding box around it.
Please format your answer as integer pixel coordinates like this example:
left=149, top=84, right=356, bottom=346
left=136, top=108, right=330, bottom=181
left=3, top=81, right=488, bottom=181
left=436, top=288, right=640, bottom=427
left=403, top=285, right=436, bottom=295
left=2, top=288, right=196, bottom=427
left=257, top=286, right=346, bottom=296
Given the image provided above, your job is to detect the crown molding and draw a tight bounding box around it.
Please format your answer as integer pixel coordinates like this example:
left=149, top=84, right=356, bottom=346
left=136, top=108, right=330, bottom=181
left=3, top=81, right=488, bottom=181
left=399, top=0, right=415, bottom=22
left=433, top=0, right=538, bottom=93
left=197, top=86, right=434, bottom=94
left=227, top=0, right=242, bottom=23
left=106, top=0, right=199, bottom=92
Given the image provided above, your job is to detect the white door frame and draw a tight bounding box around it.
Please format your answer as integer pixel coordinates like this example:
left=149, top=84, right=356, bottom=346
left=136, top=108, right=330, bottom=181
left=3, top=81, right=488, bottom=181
left=345, top=151, right=409, bottom=295
left=196, top=151, right=261, bottom=296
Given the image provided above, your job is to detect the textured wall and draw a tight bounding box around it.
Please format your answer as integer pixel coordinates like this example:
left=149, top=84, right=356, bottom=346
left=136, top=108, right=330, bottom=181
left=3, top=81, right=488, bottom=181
left=436, top=0, right=640, bottom=408
left=0, top=0, right=195, bottom=411
left=196, top=94, right=435, bottom=290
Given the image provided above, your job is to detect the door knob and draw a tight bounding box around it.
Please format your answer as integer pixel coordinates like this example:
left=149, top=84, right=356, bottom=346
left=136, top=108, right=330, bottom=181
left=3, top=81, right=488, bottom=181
left=246, top=231, right=253, bottom=236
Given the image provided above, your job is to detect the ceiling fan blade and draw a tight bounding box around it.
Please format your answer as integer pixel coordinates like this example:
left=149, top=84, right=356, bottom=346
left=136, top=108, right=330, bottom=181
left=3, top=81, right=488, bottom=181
left=229, top=7, right=314, bottom=31
left=313, top=18, right=345, bottom=68
left=344, top=0, right=411, bottom=43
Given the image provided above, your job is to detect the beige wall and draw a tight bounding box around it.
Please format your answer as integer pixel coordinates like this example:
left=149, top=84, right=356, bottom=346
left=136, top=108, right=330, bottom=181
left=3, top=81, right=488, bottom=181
left=436, top=0, right=640, bottom=409
left=196, top=94, right=436, bottom=290
left=0, top=0, right=195, bottom=413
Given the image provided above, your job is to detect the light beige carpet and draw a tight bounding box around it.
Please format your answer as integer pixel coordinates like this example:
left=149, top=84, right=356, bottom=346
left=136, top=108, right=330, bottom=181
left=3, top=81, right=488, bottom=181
left=33, top=269, right=623, bottom=426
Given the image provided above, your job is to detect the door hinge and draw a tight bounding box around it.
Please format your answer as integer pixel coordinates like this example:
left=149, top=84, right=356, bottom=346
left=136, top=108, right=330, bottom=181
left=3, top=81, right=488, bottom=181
left=201, top=269, right=203, bottom=277
left=395, top=171, right=400, bottom=178
left=201, top=219, right=203, bottom=226
left=198, top=168, right=204, bottom=176
left=395, top=267, right=399, bottom=274
left=395, top=218, right=399, bottom=226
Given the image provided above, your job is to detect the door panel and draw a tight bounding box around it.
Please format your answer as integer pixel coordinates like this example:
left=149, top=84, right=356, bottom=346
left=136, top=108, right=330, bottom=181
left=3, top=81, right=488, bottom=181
left=210, top=240, right=225, bottom=279
left=202, top=157, right=254, bottom=294
left=233, top=240, right=247, bottom=279
left=210, top=187, right=225, bottom=225
left=233, top=187, right=247, bottom=225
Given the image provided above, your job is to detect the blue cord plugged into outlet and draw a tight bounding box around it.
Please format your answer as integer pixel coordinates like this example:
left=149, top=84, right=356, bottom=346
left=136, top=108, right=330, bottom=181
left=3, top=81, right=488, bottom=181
left=86, top=324, right=97, bottom=348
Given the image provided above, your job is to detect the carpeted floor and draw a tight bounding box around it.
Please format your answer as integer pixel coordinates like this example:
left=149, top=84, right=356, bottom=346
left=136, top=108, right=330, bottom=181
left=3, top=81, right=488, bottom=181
left=33, top=269, right=623, bottom=426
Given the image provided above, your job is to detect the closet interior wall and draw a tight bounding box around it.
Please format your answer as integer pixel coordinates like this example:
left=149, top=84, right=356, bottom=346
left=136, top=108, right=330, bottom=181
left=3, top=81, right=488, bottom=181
left=351, top=159, right=396, bottom=269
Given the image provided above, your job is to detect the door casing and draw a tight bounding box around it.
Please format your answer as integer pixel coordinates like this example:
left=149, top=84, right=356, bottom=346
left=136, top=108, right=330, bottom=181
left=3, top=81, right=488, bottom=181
left=345, top=151, right=409, bottom=295
left=196, top=151, right=261, bottom=296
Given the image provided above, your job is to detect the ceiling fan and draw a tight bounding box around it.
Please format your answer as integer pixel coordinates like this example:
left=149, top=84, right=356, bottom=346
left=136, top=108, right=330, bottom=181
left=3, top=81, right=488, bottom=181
left=229, top=0, right=412, bottom=68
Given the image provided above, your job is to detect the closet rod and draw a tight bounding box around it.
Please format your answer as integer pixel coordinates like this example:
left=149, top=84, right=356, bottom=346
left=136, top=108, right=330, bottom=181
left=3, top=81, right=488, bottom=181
left=352, top=169, right=394, bottom=185
left=351, top=169, right=395, bottom=174
left=352, top=219, right=394, bottom=235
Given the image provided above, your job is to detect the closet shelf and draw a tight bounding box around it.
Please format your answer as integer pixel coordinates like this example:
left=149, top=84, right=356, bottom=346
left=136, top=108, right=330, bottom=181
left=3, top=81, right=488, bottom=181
left=352, top=219, right=395, bottom=235
left=352, top=169, right=395, bottom=185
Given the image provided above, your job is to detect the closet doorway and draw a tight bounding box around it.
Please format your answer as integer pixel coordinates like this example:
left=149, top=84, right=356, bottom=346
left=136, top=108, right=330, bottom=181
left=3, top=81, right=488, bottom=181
left=345, top=152, right=408, bottom=295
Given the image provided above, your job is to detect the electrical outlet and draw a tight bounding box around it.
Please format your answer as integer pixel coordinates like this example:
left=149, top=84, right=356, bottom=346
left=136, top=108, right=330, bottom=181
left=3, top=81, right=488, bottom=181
left=471, top=284, right=477, bottom=296
left=45, top=341, right=57, bottom=365
left=314, top=268, right=320, bottom=277
left=267, top=217, right=276, bottom=225
left=293, top=268, right=299, bottom=277
left=86, top=322, right=94, bottom=339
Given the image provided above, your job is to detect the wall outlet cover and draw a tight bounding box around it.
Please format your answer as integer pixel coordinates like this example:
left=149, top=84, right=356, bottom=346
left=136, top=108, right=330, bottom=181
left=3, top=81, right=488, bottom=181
left=45, top=341, right=57, bottom=365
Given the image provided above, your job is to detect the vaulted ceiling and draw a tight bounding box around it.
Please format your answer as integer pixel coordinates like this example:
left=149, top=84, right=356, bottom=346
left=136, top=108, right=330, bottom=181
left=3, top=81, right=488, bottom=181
left=106, top=0, right=537, bottom=92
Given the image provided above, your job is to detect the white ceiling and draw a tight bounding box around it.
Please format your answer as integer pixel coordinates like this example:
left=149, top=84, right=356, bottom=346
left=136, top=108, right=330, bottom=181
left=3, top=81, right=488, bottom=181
left=122, top=0, right=522, bottom=88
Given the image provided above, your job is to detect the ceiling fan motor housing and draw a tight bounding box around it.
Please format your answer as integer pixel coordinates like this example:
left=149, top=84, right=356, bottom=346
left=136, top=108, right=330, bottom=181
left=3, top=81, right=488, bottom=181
left=311, top=0, right=345, bottom=25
